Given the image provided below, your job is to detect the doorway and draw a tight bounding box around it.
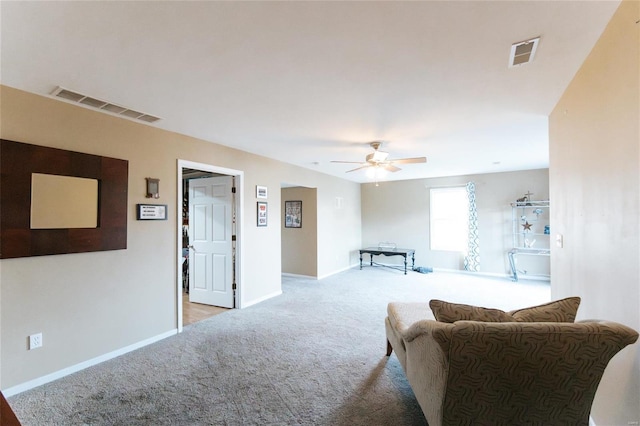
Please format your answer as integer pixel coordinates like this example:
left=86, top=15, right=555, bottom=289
left=281, top=185, right=318, bottom=278
left=176, top=160, right=244, bottom=332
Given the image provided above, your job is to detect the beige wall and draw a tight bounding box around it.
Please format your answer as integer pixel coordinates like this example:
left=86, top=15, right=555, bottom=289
left=361, top=169, right=549, bottom=276
left=281, top=187, right=317, bottom=276
left=0, top=86, right=361, bottom=390
left=549, top=1, right=639, bottom=423
left=316, top=179, right=362, bottom=278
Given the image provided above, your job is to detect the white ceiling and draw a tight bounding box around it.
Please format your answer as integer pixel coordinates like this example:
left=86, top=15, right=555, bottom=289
left=0, top=1, right=620, bottom=183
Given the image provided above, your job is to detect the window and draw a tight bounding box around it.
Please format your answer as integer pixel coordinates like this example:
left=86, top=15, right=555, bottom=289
left=430, top=186, right=469, bottom=251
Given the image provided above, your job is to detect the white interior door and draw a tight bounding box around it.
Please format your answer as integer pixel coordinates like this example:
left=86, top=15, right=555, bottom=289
left=188, top=175, right=234, bottom=308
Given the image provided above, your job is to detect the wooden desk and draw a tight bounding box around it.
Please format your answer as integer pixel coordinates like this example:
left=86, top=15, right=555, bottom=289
left=359, top=247, right=415, bottom=275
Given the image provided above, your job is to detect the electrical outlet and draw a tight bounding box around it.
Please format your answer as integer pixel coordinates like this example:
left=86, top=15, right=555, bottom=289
left=29, top=333, right=42, bottom=350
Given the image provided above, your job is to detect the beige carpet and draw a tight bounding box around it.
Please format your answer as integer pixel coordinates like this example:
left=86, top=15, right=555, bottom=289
left=8, top=268, right=549, bottom=425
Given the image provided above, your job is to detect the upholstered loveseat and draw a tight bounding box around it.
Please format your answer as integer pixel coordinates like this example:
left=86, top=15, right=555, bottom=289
left=385, top=298, right=639, bottom=425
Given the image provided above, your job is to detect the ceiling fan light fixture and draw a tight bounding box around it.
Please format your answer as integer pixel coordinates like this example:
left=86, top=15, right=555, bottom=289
left=367, top=164, right=388, bottom=185
left=366, top=167, right=376, bottom=179
left=330, top=140, right=426, bottom=176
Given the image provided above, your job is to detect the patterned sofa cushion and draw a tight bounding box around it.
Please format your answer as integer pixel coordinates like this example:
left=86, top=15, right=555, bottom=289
left=429, top=297, right=581, bottom=324
left=429, top=299, right=514, bottom=323
left=508, top=296, right=581, bottom=322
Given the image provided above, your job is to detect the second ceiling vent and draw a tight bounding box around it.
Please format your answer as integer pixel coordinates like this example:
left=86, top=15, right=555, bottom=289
left=509, top=37, right=540, bottom=67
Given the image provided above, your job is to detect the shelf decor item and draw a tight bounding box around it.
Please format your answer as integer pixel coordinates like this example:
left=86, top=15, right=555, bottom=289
left=508, top=199, right=550, bottom=281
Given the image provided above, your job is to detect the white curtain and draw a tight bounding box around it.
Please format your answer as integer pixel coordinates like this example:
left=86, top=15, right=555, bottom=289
left=464, top=181, right=480, bottom=271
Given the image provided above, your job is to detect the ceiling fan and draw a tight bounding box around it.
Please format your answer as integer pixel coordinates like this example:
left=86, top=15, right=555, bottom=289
left=331, top=142, right=427, bottom=173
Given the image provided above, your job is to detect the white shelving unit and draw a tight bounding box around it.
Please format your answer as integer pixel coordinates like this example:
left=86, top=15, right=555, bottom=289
left=508, top=200, right=550, bottom=281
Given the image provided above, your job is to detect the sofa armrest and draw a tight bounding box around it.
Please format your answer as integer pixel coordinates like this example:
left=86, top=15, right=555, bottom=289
left=439, top=320, right=638, bottom=425
left=401, top=320, right=452, bottom=426
left=403, top=319, right=453, bottom=351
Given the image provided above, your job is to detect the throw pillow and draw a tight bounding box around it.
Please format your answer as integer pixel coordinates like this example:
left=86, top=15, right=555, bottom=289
left=508, top=296, right=581, bottom=323
left=429, top=297, right=581, bottom=324
left=429, top=299, right=514, bottom=323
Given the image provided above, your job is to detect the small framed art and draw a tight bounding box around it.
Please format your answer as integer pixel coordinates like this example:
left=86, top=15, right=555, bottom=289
left=285, top=200, right=302, bottom=228
left=256, top=185, right=268, bottom=199
left=257, top=202, right=268, bottom=227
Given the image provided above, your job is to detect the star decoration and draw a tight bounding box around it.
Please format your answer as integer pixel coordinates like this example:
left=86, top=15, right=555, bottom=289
left=522, top=221, right=532, bottom=231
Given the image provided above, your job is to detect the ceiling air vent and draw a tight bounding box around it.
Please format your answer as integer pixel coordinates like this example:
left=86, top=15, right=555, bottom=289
left=509, top=37, right=540, bottom=67
left=50, top=87, right=161, bottom=123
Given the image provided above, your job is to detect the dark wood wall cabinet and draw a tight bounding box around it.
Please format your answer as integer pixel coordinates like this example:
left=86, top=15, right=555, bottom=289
left=0, top=139, right=128, bottom=259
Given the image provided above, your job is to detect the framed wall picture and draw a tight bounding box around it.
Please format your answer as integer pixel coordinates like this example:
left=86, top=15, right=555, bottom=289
left=257, top=202, right=268, bottom=227
left=285, top=200, right=302, bottom=228
left=0, top=139, right=128, bottom=258
left=256, top=185, right=268, bottom=199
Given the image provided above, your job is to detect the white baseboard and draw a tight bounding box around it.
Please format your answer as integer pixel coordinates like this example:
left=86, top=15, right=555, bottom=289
left=241, top=290, right=282, bottom=308
left=2, top=329, right=177, bottom=397
left=433, top=267, right=510, bottom=279
left=281, top=264, right=359, bottom=281
left=433, top=268, right=550, bottom=283
left=317, top=264, right=359, bottom=280
left=281, top=272, right=317, bottom=280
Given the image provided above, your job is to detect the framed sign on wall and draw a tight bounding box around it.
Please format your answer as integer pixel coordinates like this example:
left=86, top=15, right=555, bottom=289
left=137, top=204, right=167, bottom=220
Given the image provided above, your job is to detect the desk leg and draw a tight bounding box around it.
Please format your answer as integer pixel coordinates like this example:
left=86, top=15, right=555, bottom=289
left=508, top=251, right=518, bottom=282
left=403, top=255, right=407, bottom=275
left=359, top=252, right=363, bottom=270
left=411, top=253, right=415, bottom=270
left=370, top=254, right=373, bottom=266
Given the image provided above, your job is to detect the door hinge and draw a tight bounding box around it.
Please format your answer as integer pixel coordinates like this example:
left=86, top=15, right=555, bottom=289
left=231, top=187, right=236, bottom=193
left=232, top=282, right=237, bottom=290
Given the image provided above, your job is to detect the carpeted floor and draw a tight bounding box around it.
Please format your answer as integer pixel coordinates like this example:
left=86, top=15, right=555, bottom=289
left=8, top=268, right=549, bottom=425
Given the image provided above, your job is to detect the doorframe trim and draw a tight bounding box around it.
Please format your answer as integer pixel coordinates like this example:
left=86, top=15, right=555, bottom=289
left=176, top=159, right=244, bottom=333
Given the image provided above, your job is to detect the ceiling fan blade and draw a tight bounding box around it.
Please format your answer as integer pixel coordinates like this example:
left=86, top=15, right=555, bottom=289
left=331, top=160, right=365, bottom=164
left=383, top=164, right=401, bottom=172
left=390, top=157, right=427, bottom=165
left=346, top=165, right=372, bottom=173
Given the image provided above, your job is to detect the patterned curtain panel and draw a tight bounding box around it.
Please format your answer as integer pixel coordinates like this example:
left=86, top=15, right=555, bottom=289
left=464, top=181, right=480, bottom=271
